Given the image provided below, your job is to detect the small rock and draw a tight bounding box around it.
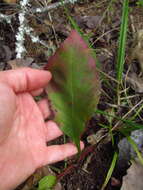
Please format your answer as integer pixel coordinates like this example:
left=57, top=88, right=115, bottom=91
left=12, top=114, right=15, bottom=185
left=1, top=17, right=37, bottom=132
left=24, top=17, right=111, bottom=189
left=118, top=129, right=143, bottom=167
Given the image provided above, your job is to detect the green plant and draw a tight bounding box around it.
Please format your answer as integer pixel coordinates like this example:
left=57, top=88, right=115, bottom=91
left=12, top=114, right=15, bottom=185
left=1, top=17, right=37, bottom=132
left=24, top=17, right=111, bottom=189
left=45, top=30, right=100, bottom=152
left=127, top=136, right=143, bottom=165
left=117, top=0, right=129, bottom=104
left=44, top=0, right=142, bottom=188
left=101, top=152, right=118, bottom=190
left=38, top=175, right=57, bottom=190
left=136, top=0, right=143, bottom=7
left=95, top=109, right=143, bottom=133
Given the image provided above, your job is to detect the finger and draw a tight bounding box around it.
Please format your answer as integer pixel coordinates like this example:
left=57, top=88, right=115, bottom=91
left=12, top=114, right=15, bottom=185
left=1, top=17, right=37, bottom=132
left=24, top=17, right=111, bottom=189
left=42, top=142, right=84, bottom=165
left=37, top=99, right=50, bottom=119
left=30, top=88, right=43, bottom=96
left=45, top=121, right=63, bottom=141
left=0, top=67, right=51, bottom=93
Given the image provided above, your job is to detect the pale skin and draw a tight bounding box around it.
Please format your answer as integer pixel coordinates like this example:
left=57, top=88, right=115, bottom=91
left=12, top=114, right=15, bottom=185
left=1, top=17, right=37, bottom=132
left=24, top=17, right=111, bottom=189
left=0, top=68, right=84, bottom=190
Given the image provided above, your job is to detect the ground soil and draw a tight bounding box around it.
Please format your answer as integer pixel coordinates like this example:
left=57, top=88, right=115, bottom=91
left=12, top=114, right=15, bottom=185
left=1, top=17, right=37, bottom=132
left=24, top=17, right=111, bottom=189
left=0, top=0, right=143, bottom=189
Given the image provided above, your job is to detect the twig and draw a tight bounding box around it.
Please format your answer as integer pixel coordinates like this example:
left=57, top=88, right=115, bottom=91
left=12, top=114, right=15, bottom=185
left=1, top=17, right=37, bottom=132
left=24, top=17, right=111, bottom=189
left=25, top=25, right=49, bottom=48
left=0, top=13, right=12, bottom=24
left=15, top=0, right=30, bottom=58
left=91, top=27, right=119, bottom=46
left=2, top=0, right=79, bottom=58
left=112, top=98, right=143, bottom=131
left=30, top=0, right=78, bottom=14
left=48, top=12, right=59, bottom=47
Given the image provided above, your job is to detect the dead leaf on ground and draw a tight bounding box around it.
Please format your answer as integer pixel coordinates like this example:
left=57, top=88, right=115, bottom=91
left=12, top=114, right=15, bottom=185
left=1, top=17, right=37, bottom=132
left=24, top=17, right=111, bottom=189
left=8, top=58, right=34, bottom=69
left=21, top=166, right=61, bottom=190
left=121, top=160, right=143, bottom=190
left=0, top=45, right=12, bottom=62
left=74, top=15, right=102, bottom=29
left=130, top=29, right=143, bottom=73
left=3, top=0, right=17, bottom=3
left=0, top=62, right=6, bottom=71
left=111, top=177, right=121, bottom=187
left=124, top=73, right=143, bottom=93
left=55, top=24, right=70, bottom=37
left=8, top=58, right=45, bottom=70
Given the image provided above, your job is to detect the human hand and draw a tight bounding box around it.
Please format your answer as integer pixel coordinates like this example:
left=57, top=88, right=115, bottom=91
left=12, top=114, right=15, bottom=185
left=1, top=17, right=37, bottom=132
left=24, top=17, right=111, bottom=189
left=0, top=68, right=84, bottom=190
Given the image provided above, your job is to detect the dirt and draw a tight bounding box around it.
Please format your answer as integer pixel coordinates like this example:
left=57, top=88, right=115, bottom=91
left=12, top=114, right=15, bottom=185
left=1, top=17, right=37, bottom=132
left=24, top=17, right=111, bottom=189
left=0, top=0, right=143, bottom=190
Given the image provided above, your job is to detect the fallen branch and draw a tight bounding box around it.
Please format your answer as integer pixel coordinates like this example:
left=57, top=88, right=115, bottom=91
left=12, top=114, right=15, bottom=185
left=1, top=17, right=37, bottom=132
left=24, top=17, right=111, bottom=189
left=0, top=13, right=12, bottom=23
left=1, top=0, right=79, bottom=59
left=15, top=0, right=30, bottom=58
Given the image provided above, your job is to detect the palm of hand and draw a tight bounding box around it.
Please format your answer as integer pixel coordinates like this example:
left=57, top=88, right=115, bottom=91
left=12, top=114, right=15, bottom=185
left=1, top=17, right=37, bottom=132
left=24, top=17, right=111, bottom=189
left=0, top=82, right=62, bottom=189
left=9, top=92, right=52, bottom=170
left=0, top=68, right=82, bottom=190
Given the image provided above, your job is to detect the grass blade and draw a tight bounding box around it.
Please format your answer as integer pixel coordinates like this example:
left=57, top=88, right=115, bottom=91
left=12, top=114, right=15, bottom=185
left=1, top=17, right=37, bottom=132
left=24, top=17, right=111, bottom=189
left=60, top=0, right=101, bottom=70
left=117, top=0, right=129, bottom=83
left=61, top=0, right=84, bottom=36
left=101, top=151, right=118, bottom=190
left=127, top=136, right=143, bottom=166
left=95, top=109, right=143, bottom=133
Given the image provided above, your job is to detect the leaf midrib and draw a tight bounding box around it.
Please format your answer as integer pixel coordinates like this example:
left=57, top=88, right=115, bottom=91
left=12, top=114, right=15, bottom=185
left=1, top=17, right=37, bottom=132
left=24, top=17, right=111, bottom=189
left=70, top=51, right=74, bottom=132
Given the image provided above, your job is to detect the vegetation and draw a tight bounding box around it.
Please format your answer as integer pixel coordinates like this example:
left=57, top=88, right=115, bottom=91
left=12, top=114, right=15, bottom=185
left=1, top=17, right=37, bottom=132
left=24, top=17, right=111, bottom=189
left=42, top=0, right=143, bottom=188
left=45, top=30, right=100, bottom=152
left=1, top=0, right=143, bottom=189
left=38, top=175, right=57, bottom=190
left=137, top=0, right=143, bottom=7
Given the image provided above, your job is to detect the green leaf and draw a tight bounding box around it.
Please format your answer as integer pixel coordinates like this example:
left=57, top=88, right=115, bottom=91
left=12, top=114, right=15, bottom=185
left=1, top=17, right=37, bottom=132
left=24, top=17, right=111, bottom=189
left=45, top=30, right=100, bottom=151
left=95, top=109, right=143, bottom=135
left=38, top=175, right=57, bottom=190
left=127, top=136, right=143, bottom=166
left=101, top=152, right=118, bottom=190
left=120, top=121, right=143, bottom=135
left=117, top=0, right=129, bottom=83
left=137, top=0, right=143, bottom=7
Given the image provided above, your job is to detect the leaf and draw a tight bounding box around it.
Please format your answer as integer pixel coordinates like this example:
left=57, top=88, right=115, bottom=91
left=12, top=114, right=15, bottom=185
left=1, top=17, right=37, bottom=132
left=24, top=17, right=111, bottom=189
left=116, top=0, right=129, bottom=83
left=3, top=0, right=17, bottom=3
left=38, top=175, right=57, bottom=190
left=45, top=30, right=100, bottom=151
left=121, top=160, right=143, bottom=190
left=127, top=136, right=143, bottom=166
left=101, top=152, right=118, bottom=190
left=95, top=109, right=143, bottom=135
left=124, top=73, right=143, bottom=93
left=120, top=121, right=143, bottom=135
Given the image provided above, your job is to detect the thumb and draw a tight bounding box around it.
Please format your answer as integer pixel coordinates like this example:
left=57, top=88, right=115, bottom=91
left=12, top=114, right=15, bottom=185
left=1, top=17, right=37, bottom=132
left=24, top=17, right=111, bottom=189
left=0, top=68, right=51, bottom=93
